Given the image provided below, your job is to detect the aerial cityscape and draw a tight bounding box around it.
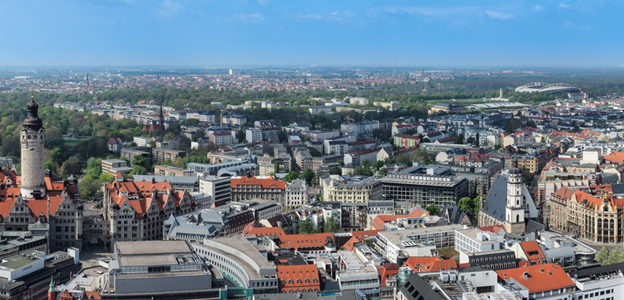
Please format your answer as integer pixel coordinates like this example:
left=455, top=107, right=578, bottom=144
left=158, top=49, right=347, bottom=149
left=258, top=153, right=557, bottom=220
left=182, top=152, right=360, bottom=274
left=3, top=1, right=624, bottom=300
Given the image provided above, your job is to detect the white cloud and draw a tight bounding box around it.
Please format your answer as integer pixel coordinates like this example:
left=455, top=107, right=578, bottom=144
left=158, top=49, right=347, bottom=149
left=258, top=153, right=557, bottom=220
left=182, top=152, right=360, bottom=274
left=157, top=0, right=182, bottom=18
left=533, top=5, right=543, bottom=11
left=257, top=0, right=270, bottom=6
left=559, top=3, right=570, bottom=8
left=298, top=13, right=322, bottom=20
left=231, top=13, right=265, bottom=22
left=484, top=10, right=514, bottom=20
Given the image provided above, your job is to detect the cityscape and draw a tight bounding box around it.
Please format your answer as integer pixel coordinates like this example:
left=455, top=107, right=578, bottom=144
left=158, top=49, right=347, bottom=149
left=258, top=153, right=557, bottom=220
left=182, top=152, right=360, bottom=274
left=3, top=1, right=624, bottom=300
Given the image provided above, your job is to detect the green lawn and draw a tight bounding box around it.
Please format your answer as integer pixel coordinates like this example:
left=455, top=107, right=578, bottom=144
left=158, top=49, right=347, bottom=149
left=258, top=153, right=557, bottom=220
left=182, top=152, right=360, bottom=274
left=63, top=138, right=89, bottom=148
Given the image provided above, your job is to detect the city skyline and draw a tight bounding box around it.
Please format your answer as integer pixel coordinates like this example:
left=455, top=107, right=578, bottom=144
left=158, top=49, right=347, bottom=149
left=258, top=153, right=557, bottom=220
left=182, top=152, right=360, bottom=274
left=1, top=0, right=623, bottom=68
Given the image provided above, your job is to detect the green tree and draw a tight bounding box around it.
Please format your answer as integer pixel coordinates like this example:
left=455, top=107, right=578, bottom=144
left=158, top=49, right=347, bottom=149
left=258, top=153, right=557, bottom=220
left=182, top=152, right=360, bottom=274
left=607, top=247, right=624, bottom=265
left=132, top=155, right=150, bottom=169
left=130, top=165, right=148, bottom=176
left=284, top=171, right=299, bottom=182
left=298, top=220, right=314, bottom=234
left=458, top=197, right=475, bottom=214
left=426, top=204, right=441, bottom=216
left=596, top=246, right=609, bottom=264
left=60, top=156, right=83, bottom=177
left=330, top=167, right=342, bottom=175
left=373, top=160, right=384, bottom=171
left=274, top=161, right=280, bottom=174
left=454, top=134, right=464, bottom=144
left=302, top=168, right=315, bottom=186
left=324, top=216, right=340, bottom=233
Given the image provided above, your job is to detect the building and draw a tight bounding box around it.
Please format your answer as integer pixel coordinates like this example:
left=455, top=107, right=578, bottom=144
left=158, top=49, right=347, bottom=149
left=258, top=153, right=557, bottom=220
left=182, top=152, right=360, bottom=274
left=455, top=227, right=506, bottom=264
left=1, top=248, right=81, bottom=300
left=193, top=235, right=279, bottom=294
left=102, top=241, right=219, bottom=300
left=496, top=263, right=576, bottom=299
left=479, top=163, right=540, bottom=234
left=549, top=185, right=624, bottom=243
left=379, top=166, right=469, bottom=209
left=372, top=225, right=463, bottom=263
left=0, top=98, right=83, bottom=251
left=231, top=176, right=286, bottom=203
left=132, top=175, right=198, bottom=192
left=393, top=134, right=420, bottom=148
left=428, top=103, right=465, bottom=115
left=120, top=147, right=151, bottom=165
left=209, top=132, right=235, bottom=146
left=101, top=159, right=132, bottom=176
left=199, top=175, right=232, bottom=204
left=276, top=264, right=320, bottom=293
left=107, top=137, right=123, bottom=154
left=323, top=178, right=383, bottom=203
left=163, top=210, right=228, bottom=241
left=285, top=179, right=309, bottom=209
left=102, top=175, right=195, bottom=243
left=151, top=148, right=186, bottom=164
left=153, top=165, right=194, bottom=177
left=336, top=250, right=380, bottom=299
left=246, top=128, right=263, bottom=143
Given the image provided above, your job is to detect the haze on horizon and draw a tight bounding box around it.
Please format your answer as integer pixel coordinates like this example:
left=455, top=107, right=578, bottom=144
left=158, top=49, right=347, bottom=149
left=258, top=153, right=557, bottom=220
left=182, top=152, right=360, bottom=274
left=1, top=0, right=623, bottom=68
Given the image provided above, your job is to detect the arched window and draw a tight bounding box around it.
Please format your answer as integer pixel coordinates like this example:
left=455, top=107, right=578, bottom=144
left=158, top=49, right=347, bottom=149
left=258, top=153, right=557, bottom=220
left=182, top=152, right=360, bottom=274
left=516, top=215, right=520, bottom=223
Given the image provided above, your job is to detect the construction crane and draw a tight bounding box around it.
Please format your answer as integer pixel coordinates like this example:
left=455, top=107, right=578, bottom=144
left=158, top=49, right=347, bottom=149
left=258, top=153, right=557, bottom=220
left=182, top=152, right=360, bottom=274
left=347, top=117, right=355, bottom=132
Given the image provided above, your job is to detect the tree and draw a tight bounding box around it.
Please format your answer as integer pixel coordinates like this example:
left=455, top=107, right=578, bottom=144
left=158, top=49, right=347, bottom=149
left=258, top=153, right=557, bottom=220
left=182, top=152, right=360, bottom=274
left=284, top=171, right=299, bottom=182
left=373, top=160, right=384, bottom=171
left=330, top=167, right=342, bottom=175
left=458, top=197, right=474, bottom=214
left=302, top=168, right=315, bottom=186
left=298, top=220, right=314, bottom=234
left=426, top=204, right=441, bottom=216
left=60, top=156, right=82, bottom=177
left=132, top=155, right=150, bottom=169
left=596, top=246, right=609, bottom=264
left=454, top=134, right=464, bottom=144
left=274, top=161, right=280, bottom=174
left=130, top=165, right=148, bottom=175
left=607, top=247, right=624, bottom=265
left=324, top=216, right=340, bottom=233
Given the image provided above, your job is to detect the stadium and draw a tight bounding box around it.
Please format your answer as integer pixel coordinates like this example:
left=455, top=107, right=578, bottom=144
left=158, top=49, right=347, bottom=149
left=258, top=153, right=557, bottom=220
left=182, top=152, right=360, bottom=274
left=515, top=82, right=581, bottom=93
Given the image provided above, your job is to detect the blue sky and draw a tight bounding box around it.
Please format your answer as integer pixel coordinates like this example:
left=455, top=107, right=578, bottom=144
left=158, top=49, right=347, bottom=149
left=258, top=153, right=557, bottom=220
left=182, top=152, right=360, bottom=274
left=0, top=0, right=621, bottom=67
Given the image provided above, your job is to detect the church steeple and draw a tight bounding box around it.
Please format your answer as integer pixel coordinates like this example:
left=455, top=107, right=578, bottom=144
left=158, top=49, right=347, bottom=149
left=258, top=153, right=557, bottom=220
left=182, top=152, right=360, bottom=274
left=159, top=102, right=164, bottom=130
left=504, top=158, right=526, bottom=234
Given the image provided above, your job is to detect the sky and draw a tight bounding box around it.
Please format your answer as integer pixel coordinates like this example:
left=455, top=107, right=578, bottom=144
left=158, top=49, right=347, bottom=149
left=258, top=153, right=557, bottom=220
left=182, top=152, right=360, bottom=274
left=0, top=0, right=622, bottom=68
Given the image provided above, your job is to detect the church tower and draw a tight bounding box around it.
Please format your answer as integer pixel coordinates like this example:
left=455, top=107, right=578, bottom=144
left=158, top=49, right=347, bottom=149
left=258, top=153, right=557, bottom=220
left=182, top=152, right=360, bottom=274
left=504, top=159, right=525, bottom=234
left=21, top=92, right=46, bottom=198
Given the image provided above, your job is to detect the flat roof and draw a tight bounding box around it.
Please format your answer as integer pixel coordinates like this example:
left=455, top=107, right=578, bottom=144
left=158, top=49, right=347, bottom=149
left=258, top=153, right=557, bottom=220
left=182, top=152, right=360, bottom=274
left=0, top=251, right=44, bottom=270
left=197, top=236, right=275, bottom=280
left=378, top=225, right=464, bottom=245
left=116, top=240, right=193, bottom=256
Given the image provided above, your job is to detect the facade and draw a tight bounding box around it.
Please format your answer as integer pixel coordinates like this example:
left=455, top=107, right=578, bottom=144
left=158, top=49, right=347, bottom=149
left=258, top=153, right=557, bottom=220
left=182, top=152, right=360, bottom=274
left=285, top=179, right=309, bottom=209
left=246, top=128, right=263, bottom=143
left=20, top=96, right=46, bottom=198
left=393, top=134, right=420, bottom=148
left=550, top=185, right=623, bottom=243
left=151, top=148, right=186, bottom=164
left=0, top=249, right=81, bottom=300
left=193, top=236, right=279, bottom=294
left=153, top=165, right=194, bottom=176
left=372, top=225, right=463, bottom=263
left=323, top=179, right=383, bottom=203
left=199, top=175, right=232, bottom=203
left=455, top=227, right=506, bottom=264
left=379, top=167, right=469, bottom=208
left=102, top=175, right=195, bottom=243
left=230, top=176, right=286, bottom=203
left=209, top=132, right=235, bottom=146
left=101, top=159, right=132, bottom=176
left=103, top=241, right=219, bottom=300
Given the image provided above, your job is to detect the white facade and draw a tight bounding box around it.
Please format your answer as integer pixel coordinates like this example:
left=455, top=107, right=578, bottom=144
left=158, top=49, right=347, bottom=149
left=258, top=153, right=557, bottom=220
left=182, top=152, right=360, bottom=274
left=285, top=179, right=309, bottom=209
left=246, top=128, right=263, bottom=143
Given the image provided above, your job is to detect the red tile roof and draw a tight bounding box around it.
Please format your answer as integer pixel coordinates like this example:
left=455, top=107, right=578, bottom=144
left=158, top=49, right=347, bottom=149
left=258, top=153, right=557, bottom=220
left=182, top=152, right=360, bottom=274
left=231, top=176, right=286, bottom=190
left=403, top=257, right=457, bottom=273
left=277, top=264, right=320, bottom=293
left=519, top=241, right=545, bottom=264
left=496, top=263, right=575, bottom=294
left=378, top=263, right=400, bottom=287
left=478, top=225, right=506, bottom=234
left=278, top=233, right=334, bottom=251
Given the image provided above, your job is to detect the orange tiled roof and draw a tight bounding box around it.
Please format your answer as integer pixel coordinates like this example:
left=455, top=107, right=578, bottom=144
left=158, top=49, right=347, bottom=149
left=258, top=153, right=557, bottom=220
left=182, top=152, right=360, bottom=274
left=403, top=257, right=457, bottom=273
left=278, top=233, right=334, bottom=251
left=231, top=176, right=286, bottom=189
left=478, top=225, right=506, bottom=234
left=351, top=229, right=384, bottom=241
left=496, top=263, right=575, bottom=294
left=378, top=263, right=400, bottom=287
left=342, top=236, right=363, bottom=251
left=519, top=241, right=545, bottom=263
left=277, top=264, right=320, bottom=293
left=105, top=179, right=191, bottom=217
left=243, top=226, right=286, bottom=237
